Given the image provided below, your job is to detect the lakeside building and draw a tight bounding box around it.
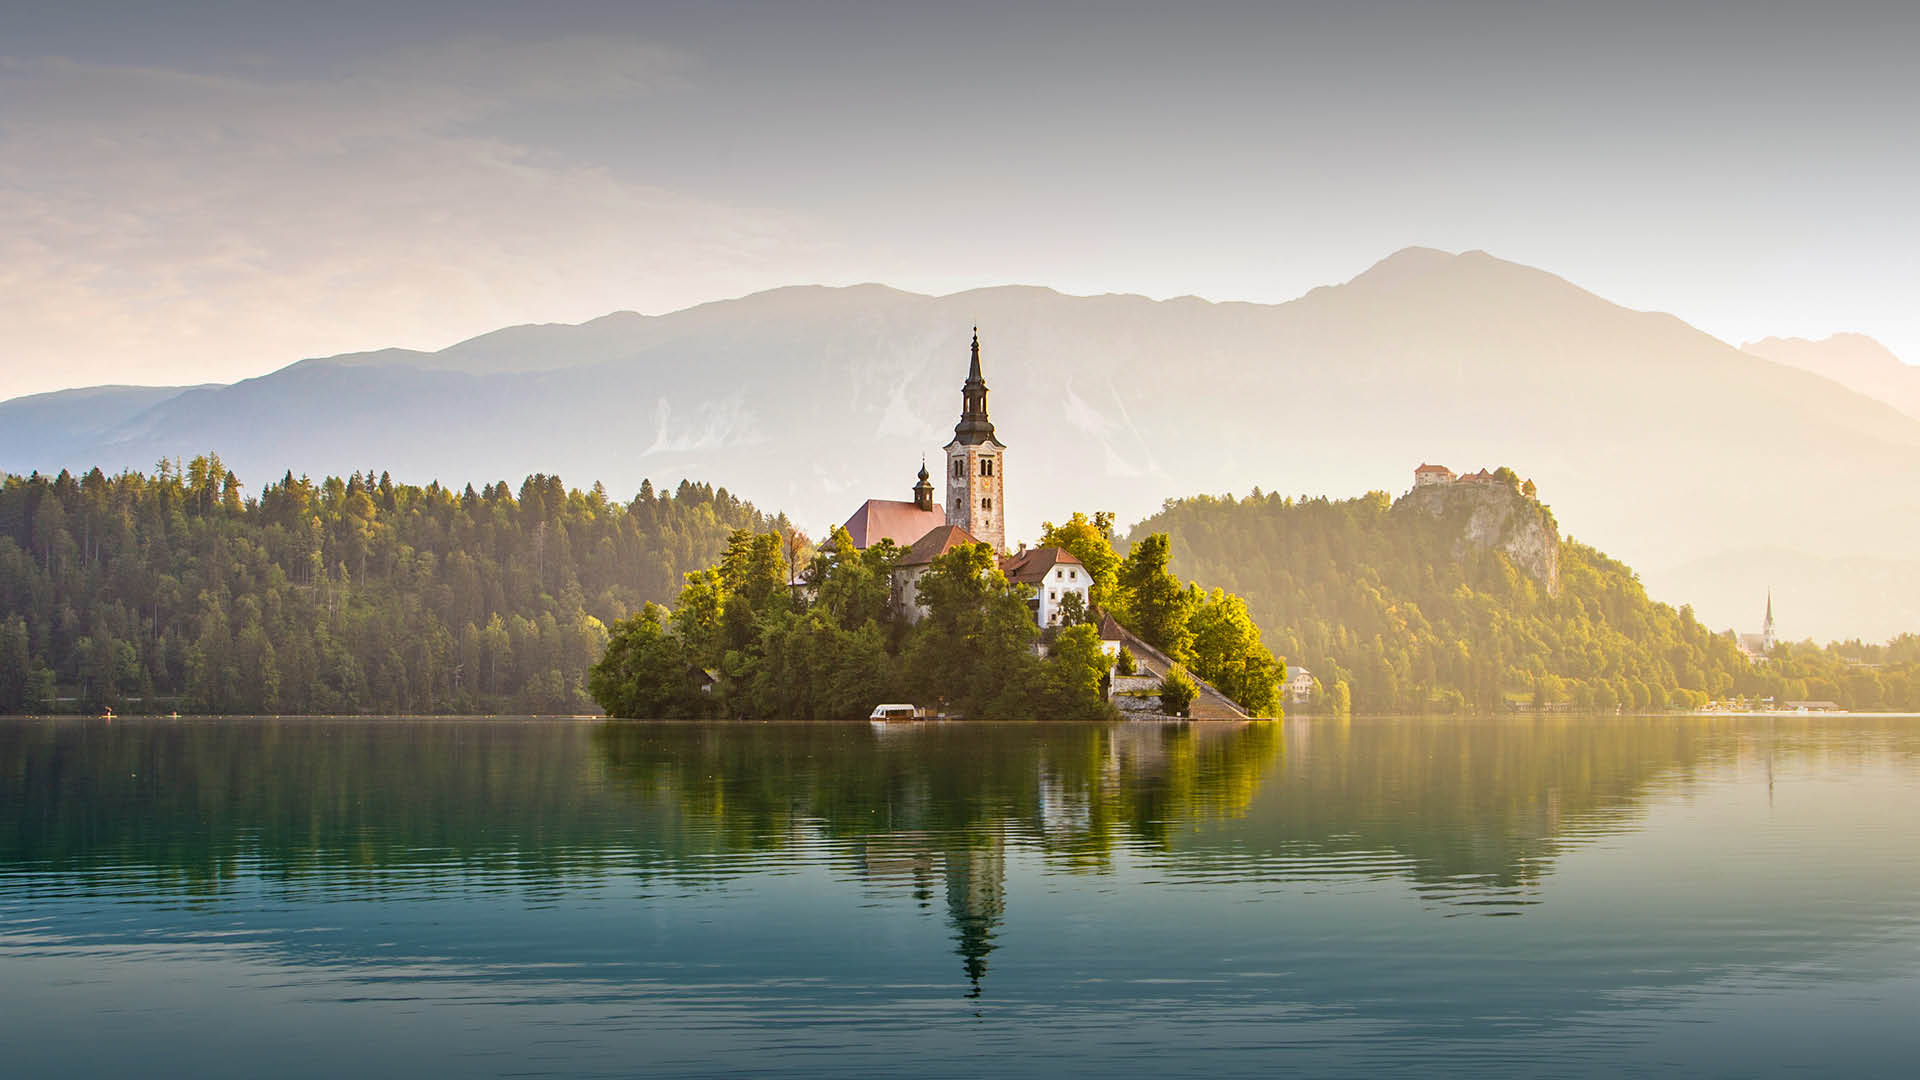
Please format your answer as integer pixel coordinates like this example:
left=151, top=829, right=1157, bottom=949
left=1284, top=667, right=1315, bottom=705
left=839, top=332, right=1081, bottom=630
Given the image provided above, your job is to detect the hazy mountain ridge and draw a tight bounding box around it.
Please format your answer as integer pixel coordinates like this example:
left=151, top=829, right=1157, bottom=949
left=4, top=248, right=1918, bottom=641
left=0, top=383, right=212, bottom=465
left=1741, top=333, right=1920, bottom=424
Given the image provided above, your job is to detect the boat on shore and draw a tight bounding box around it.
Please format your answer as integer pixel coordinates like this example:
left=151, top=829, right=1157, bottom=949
left=868, top=703, right=949, bottom=726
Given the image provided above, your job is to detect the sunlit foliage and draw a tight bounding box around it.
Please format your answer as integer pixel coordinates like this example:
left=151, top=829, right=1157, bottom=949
left=0, top=457, right=781, bottom=713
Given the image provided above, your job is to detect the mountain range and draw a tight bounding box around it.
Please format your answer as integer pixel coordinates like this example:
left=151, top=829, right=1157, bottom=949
left=3, top=247, right=1917, bottom=643
left=1741, top=333, right=1920, bottom=425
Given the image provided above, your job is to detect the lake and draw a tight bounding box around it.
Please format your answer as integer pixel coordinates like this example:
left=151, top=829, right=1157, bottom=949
left=3, top=714, right=1918, bottom=1078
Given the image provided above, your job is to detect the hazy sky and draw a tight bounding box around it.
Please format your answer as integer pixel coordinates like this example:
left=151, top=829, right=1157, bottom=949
left=3, top=0, right=1915, bottom=400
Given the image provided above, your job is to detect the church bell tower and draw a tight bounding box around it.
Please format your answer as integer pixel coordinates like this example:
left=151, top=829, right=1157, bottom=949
left=944, top=329, right=1007, bottom=553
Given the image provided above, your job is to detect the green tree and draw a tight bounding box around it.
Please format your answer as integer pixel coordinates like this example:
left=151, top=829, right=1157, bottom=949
left=1329, top=679, right=1352, bottom=715
left=0, top=615, right=29, bottom=712
left=1187, top=587, right=1284, bottom=715
left=589, top=604, right=705, bottom=718
left=906, top=543, right=1041, bottom=717
left=1159, top=667, right=1197, bottom=717
left=1040, top=511, right=1121, bottom=609
left=1116, top=533, right=1194, bottom=662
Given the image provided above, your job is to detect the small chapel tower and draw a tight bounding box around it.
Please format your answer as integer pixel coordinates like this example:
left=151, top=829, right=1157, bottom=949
left=944, top=329, right=1007, bottom=553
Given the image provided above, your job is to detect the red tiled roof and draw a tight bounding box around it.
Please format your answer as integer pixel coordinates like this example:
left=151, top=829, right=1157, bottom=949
left=998, top=545, right=1083, bottom=585
left=842, top=499, right=946, bottom=549
left=898, top=523, right=984, bottom=567
left=1097, top=613, right=1125, bottom=641
left=1414, top=463, right=1453, bottom=474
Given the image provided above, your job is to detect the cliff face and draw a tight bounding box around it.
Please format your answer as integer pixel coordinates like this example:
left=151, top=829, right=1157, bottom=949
left=1394, top=482, right=1561, bottom=597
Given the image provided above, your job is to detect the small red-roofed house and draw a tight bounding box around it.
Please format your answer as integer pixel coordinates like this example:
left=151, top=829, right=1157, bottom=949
left=1414, top=463, right=1455, bottom=488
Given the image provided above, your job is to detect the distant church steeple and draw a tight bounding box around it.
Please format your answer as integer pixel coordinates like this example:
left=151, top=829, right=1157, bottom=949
left=944, top=328, right=1007, bottom=553
left=1762, top=589, right=1775, bottom=649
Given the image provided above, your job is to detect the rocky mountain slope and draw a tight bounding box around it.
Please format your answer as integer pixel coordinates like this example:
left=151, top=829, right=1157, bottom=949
left=1396, top=479, right=1560, bottom=597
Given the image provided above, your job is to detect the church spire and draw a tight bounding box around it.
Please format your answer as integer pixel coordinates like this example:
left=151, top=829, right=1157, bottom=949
left=952, top=327, right=997, bottom=445
left=913, top=458, right=935, bottom=511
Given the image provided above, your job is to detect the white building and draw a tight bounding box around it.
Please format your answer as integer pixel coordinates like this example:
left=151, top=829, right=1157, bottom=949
left=1000, top=547, right=1091, bottom=628
left=1284, top=667, right=1315, bottom=705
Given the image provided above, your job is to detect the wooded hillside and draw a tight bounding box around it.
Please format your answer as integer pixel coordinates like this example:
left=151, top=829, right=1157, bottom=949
left=1136, top=488, right=1920, bottom=713
left=0, top=457, right=782, bottom=713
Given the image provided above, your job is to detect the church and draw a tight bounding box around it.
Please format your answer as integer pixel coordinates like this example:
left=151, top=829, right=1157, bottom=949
left=837, top=331, right=1091, bottom=628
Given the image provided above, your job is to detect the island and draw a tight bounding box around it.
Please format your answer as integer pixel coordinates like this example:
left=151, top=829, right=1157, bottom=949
left=590, top=332, right=1283, bottom=721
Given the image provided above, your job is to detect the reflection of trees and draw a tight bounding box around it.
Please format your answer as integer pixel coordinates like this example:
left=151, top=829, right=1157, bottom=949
left=14, top=714, right=1908, bottom=898
left=0, top=718, right=1284, bottom=885
left=590, top=720, right=1284, bottom=865
left=591, top=719, right=1286, bottom=993
left=0, top=718, right=621, bottom=890
left=15, top=715, right=1903, bottom=984
left=1229, top=714, right=1920, bottom=893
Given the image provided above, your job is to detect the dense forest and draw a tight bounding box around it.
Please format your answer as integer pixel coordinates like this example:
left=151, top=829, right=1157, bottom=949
left=8, top=457, right=1912, bottom=717
left=1135, top=487, right=1920, bottom=712
left=0, top=457, right=784, bottom=714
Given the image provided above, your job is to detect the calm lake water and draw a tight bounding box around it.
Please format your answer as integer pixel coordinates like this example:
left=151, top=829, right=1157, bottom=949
left=3, top=715, right=1919, bottom=1078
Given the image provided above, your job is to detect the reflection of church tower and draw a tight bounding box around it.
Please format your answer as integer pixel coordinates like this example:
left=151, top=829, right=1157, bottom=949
left=944, top=330, right=1007, bottom=554
left=944, top=832, right=1006, bottom=997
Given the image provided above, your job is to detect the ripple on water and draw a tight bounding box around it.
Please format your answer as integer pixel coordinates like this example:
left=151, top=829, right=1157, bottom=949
left=3, top=715, right=1920, bottom=1077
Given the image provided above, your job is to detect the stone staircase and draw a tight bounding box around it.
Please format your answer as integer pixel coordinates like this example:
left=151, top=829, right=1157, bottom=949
left=1105, top=620, right=1251, bottom=721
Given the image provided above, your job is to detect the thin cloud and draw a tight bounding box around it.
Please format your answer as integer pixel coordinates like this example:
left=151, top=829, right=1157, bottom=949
left=0, top=40, right=811, bottom=398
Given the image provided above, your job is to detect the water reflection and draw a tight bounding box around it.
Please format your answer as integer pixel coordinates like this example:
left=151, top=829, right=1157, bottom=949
left=589, top=719, right=1285, bottom=990
left=3, top=714, right=1920, bottom=1078
left=6, top=715, right=1919, bottom=909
